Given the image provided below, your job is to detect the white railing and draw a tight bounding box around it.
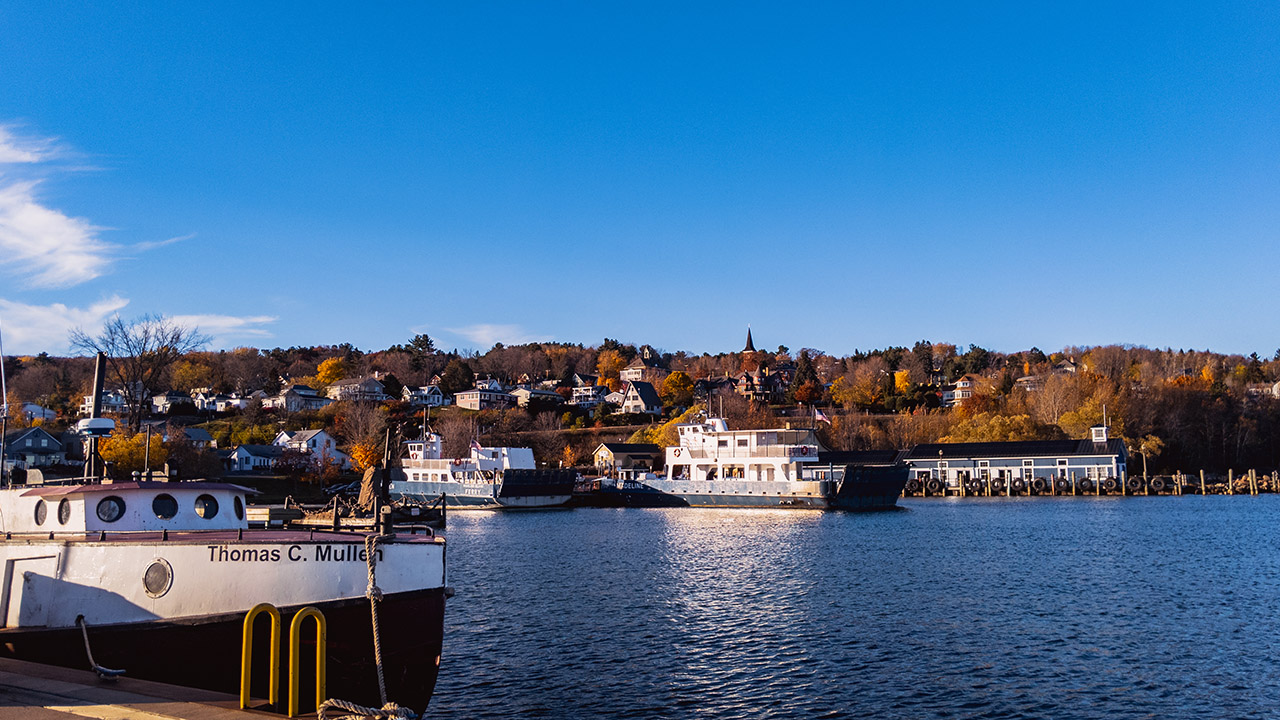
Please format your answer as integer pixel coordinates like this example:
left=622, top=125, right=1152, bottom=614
left=671, top=445, right=816, bottom=460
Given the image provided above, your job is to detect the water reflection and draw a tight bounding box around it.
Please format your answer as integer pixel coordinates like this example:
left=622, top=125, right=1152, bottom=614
left=434, top=499, right=1280, bottom=719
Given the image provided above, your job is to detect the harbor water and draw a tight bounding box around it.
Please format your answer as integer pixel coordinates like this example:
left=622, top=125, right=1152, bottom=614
left=430, top=497, right=1280, bottom=719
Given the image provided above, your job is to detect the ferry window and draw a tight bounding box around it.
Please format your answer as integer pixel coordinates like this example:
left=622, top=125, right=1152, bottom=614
left=34, top=500, right=47, bottom=525
left=737, top=439, right=748, bottom=447
left=718, top=440, right=728, bottom=447
left=96, top=496, right=126, bottom=523
left=234, top=495, right=244, bottom=520
left=194, top=494, right=219, bottom=519
left=152, top=494, right=178, bottom=520
left=58, top=499, right=71, bottom=525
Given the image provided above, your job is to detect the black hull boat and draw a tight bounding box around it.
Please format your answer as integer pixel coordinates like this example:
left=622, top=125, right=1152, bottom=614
left=0, top=587, right=447, bottom=712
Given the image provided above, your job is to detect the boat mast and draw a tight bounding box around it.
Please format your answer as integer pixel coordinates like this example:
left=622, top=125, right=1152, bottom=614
left=0, top=314, right=7, bottom=488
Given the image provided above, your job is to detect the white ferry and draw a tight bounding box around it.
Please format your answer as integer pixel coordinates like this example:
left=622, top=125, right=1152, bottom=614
left=593, top=417, right=908, bottom=510
left=389, top=433, right=575, bottom=509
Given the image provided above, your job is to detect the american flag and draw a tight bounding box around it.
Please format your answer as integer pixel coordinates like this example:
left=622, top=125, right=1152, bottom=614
left=814, top=407, right=832, bottom=424
left=470, top=439, right=483, bottom=451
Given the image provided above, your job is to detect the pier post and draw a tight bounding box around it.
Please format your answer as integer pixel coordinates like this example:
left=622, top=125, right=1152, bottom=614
left=1228, top=469, right=1234, bottom=495
left=1120, top=470, right=1126, bottom=496
left=1071, top=472, right=1076, bottom=496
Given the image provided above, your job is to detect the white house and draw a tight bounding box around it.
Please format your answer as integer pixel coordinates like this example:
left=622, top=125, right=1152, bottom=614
left=510, top=387, right=565, bottom=408
left=79, top=392, right=127, bottom=417
left=326, top=377, right=389, bottom=402
left=570, top=385, right=609, bottom=408
left=264, top=385, right=333, bottom=413
left=228, top=444, right=283, bottom=472
left=272, top=429, right=351, bottom=469
left=454, top=388, right=516, bottom=411
left=402, top=385, right=447, bottom=407
left=620, top=381, right=663, bottom=415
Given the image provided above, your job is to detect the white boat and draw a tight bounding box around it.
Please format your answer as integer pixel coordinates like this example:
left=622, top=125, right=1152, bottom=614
left=389, top=433, right=575, bottom=509
left=589, top=417, right=908, bottom=510
left=0, top=352, right=448, bottom=713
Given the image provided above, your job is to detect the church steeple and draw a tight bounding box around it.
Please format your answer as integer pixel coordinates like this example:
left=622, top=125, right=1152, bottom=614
left=743, top=326, right=756, bottom=353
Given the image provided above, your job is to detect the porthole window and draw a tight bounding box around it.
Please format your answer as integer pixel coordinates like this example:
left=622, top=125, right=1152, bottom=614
left=233, top=495, right=244, bottom=520
left=143, top=558, right=173, bottom=598
left=152, top=494, right=178, bottom=520
left=57, top=499, right=71, bottom=525
left=34, top=500, right=47, bottom=526
left=194, top=494, right=219, bottom=520
left=96, top=496, right=126, bottom=523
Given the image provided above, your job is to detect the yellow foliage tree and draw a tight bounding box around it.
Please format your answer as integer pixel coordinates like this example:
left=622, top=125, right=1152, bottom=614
left=660, top=371, right=695, bottom=406
left=99, top=431, right=168, bottom=479
left=170, top=360, right=215, bottom=393
left=596, top=350, right=627, bottom=392
left=349, top=440, right=381, bottom=473
left=628, top=405, right=701, bottom=448
left=561, top=444, right=580, bottom=468
left=940, top=412, right=1058, bottom=443
left=316, top=358, right=348, bottom=387
left=894, top=370, right=911, bottom=394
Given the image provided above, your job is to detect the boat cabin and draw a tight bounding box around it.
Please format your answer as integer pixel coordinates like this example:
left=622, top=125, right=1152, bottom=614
left=0, top=482, right=252, bottom=535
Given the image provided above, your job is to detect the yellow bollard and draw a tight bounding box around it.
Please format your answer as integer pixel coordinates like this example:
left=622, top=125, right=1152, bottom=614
left=241, top=603, right=281, bottom=710
left=288, top=606, right=327, bottom=718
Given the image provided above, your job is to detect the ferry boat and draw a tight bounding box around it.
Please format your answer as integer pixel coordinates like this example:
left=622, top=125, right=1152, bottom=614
left=389, top=433, right=575, bottom=509
left=591, top=417, right=908, bottom=510
left=0, top=355, right=447, bottom=714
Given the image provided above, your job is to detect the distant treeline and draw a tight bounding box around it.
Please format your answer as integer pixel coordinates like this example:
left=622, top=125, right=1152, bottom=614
left=6, top=336, right=1280, bottom=474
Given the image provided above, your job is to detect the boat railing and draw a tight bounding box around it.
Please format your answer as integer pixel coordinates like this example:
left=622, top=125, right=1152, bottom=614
left=672, top=445, right=817, bottom=460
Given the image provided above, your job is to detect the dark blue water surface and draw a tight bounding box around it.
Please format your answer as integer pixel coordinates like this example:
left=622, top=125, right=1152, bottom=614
left=429, top=497, right=1280, bottom=719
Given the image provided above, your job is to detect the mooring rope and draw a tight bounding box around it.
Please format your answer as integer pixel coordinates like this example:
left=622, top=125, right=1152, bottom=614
left=317, top=698, right=417, bottom=720
left=365, top=532, right=388, bottom=705
left=75, top=615, right=125, bottom=680
left=318, top=530, right=423, bottom=719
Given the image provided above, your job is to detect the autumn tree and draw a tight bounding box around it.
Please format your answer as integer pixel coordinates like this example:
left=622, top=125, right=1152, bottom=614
left=99, top=430, right=168, bottom=480
left=315, top=357, right=348, bottom=387
left=70, top=315, right=209, bottom=431
left=660, top=371, right=695, bottom=407
left=596, top=349, right=627, bottom=392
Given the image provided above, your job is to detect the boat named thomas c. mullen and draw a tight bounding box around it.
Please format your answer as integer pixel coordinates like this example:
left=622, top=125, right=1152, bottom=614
left=594, top=417, right=908, bottom=510
left=0, top=356, right=447, bottom=714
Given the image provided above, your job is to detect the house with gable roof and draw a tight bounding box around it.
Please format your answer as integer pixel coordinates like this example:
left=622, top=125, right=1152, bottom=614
left=620, top=381, right=663, bottom=415
left=620, top=346, right=670, bottom=385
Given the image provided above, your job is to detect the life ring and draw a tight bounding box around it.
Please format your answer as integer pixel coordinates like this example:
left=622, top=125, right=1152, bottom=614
left=673, top=448, right=682, bottom=457
left=800, top=446, right=809, bottom=455
left=452, top=458, right=463, bottom=466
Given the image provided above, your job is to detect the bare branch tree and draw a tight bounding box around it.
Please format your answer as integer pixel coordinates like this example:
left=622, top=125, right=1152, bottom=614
left=70, top=314, right=209, bottom=431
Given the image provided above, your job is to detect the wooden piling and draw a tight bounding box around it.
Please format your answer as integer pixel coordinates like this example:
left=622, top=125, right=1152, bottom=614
left=1228, top=469, right=1234, bottom=495
left=1071, top=472, right=1077, bottom=496
left=1200, top=469, right=1206, bottom=495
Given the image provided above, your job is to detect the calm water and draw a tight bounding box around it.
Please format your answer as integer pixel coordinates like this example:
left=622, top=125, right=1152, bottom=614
left=429, top=497, right=1280, bottom=719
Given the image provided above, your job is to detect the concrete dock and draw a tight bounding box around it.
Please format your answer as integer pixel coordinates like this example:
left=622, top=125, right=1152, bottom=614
left=0, top=657, right=277, bottom=719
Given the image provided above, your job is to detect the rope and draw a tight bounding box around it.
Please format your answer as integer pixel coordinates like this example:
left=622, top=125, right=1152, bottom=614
left=318, top=698, right=417, bottom=719
left=320, top=531, right=421, bottom=719
left=365, top=533, right=388, bottom=705
left=75, top=615, right=125, bottom=680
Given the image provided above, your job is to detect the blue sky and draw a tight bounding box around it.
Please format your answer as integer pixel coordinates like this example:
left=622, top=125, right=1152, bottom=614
left=1, top=3, right=1277, bottom=357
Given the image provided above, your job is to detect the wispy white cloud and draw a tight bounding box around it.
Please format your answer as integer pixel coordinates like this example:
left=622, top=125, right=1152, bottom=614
left=0, top=180, right=115, bottom=288
left=0, top=126, right=53, bottom=164
left=131, top=233, right=195, bottom=252
left=0, top=295, right=130, bottom=354
left=444, top=323, right=548, bottom=348
left=168, top=313, right=277, bottom=348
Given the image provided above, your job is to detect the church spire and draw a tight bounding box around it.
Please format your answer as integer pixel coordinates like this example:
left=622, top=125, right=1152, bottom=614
left=743, top=326, right=756, bottom=353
